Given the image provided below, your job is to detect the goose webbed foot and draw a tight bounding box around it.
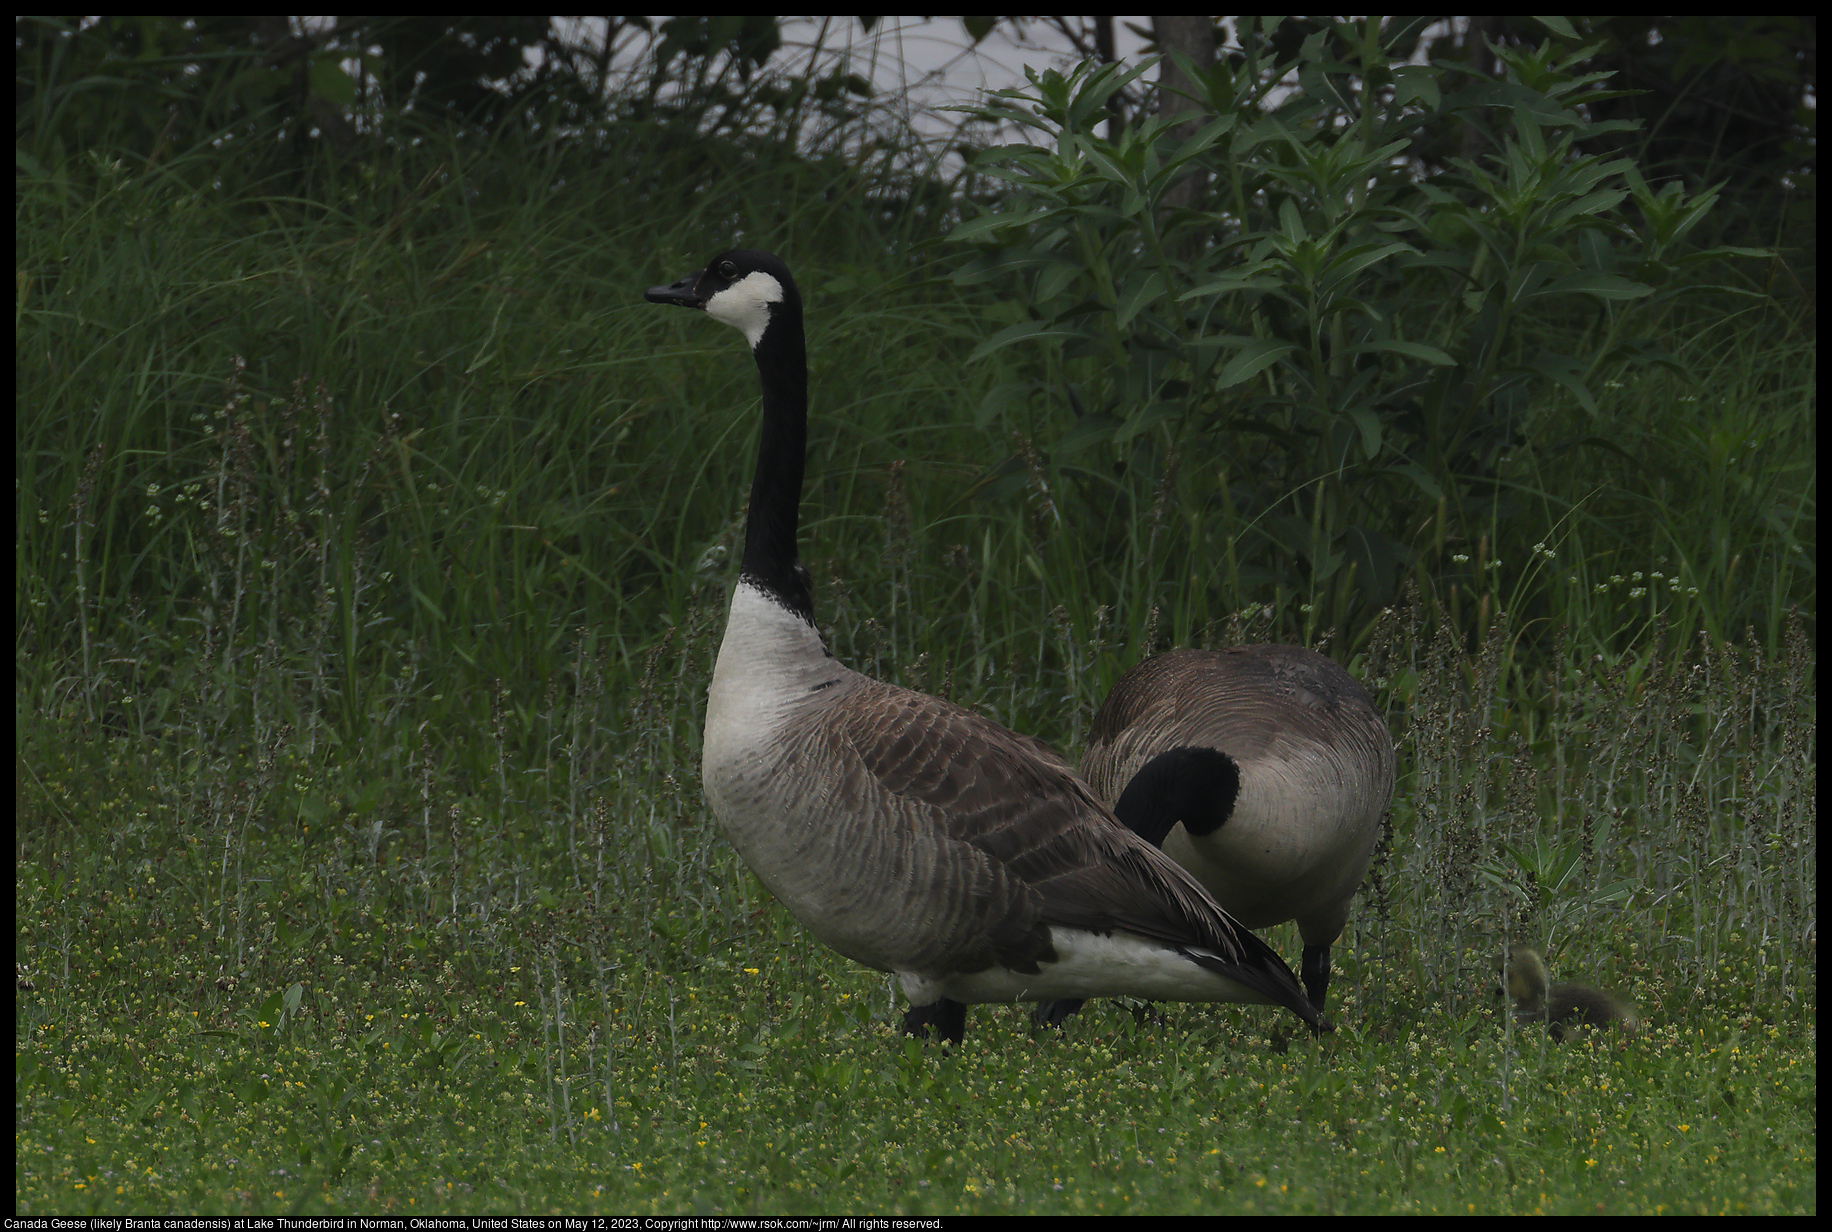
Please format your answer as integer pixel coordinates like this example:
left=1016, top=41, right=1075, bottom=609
left=1032, top=997, right=1086, bottom=1029
left=902, top=997, right=967, bottom=1044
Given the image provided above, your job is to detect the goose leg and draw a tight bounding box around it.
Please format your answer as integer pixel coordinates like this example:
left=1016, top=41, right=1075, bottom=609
left=902, top=997, right=967, bottom=1044
left=1301, top=942, right=1331, bottom=1014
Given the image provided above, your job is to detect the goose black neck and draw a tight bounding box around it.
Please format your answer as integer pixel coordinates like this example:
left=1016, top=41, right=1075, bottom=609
left=1112, top=746, right=1241, bottom=846
left=741, top=304, right=814, bottom=622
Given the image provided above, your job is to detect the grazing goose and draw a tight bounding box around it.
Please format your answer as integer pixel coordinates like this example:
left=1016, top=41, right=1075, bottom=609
left=1040, top=646, right=1393, bottom=1024
left=1505, top=945, right=1640, bottom=1041
left=645, top=249, right=1324, bottom=1043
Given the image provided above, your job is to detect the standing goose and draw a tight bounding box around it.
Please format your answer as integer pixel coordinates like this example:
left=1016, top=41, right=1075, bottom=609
left=1042, top=646, right=1394, bottom=1023
left=645, top=249, right=1323, bottom=1043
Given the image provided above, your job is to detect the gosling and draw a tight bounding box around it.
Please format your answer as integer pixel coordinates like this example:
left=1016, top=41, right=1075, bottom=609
left=1506, top=944, right=1640, bottom=1040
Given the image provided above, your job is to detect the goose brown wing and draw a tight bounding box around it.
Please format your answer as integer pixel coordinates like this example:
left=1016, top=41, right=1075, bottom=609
left=827, top=680, right=1317, bottom=1020
left=1031, top=826, right=1322, bottom=1020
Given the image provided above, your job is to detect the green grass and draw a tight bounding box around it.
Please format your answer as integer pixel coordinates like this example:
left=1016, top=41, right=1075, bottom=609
left=16, top=581, right=1814, bottom=1213
left=12, top=783, right=1814, bottom=1213
left=16, top=111, right=1814, bottom=1214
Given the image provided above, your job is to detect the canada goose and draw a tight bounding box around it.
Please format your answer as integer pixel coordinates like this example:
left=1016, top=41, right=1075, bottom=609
left=645, top=249, right=1324, bottom=1043
left=1505, top=945, right=1640, bottom=1040
left=1039, top=646, right=1394, bottom=1024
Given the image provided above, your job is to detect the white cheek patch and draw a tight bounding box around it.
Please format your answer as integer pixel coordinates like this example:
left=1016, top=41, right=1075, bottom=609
left=705, top=271, right=785, bottom=348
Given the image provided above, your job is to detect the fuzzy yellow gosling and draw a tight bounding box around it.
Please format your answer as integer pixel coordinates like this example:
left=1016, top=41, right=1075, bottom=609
left=1506, top=944, right=1640, bottom=1040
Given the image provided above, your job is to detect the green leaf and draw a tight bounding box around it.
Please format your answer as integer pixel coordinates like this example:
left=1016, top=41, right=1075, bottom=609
left=1321, top=241, right=1416, bottom=282
left=1054, top=413, right=1123, bottom=456
left=1346, top=405, right=1382, bottom=459
left=975, top=381, right=1036, bottom=430
left=1113, top=270, right=1169, bottom=331
left=309, top=54, right=357, bottom=106
left=1278, top=198, right=1310, bottom=243
left=1214, top=339, right=1298, bottom=390
left=966, top=319, right=1093, bottom=365
left=1384, top=460, right=1445, bottom=500
left=1338, top=339, right=1456, bottom=365
left=1527, top=15, right=1581, bottom=38
left=1158, top=114, right=1236, bottom=172
left=1531, top=271, right=1652, bottom=302
left=1113, top=402, right=1182, bottom=446
left=950, top=208, right=1054, bottom=244
left=1031, top=260, right=1083, bottom=304
left=1518, top=351, right=1598, bottom=416
left=1182, top=265, right=1282, bottom=300
left=1545, top=187, right=1628, bottom=228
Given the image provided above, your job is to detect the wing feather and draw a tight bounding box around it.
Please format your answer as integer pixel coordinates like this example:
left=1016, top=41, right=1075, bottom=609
left=823, top=678, right=1317, bottom=1019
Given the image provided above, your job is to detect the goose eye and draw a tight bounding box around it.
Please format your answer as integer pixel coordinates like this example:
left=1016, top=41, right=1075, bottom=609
left=718, top=260, right=738, bottom=279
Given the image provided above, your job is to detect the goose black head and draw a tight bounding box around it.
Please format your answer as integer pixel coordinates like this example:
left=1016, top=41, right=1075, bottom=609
left=645, top=249, right=801, bottom=350
left=1111, top=745, right=1243, bottom=849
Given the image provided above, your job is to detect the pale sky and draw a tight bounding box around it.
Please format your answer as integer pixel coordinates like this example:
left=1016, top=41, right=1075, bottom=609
left=565, top=16, right=1165, bottom=159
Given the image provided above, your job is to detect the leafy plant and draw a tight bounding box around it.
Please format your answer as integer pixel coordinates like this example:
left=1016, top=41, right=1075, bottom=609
left=950, top=18, right=1771, bottom=648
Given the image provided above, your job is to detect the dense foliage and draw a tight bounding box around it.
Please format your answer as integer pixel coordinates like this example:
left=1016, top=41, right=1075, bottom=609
left=951, top=32, right=1796, bottom=649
